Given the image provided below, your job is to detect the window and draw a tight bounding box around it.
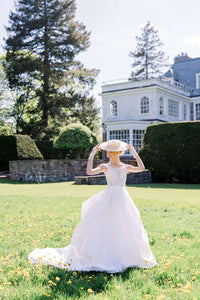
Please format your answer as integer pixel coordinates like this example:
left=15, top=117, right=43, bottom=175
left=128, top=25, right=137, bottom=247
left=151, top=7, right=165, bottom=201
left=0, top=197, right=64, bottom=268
left=159, top=97, right=164, bottom=115
left=196, top=73, right=200, bottom=89
left=109, top=129, right=129, bottom=143
left=168, top=100, right=179, bottom=118
left=141, top=97, right=149, bottom=114
left=183, top=104, right=187, bottom=121
left=109, top=130, right=130, bottom=154
left=109, top=100, right=117, bottom=117
left=196, top=103, right=200, bottom=120
left=132, top=130, right=145, bottom=152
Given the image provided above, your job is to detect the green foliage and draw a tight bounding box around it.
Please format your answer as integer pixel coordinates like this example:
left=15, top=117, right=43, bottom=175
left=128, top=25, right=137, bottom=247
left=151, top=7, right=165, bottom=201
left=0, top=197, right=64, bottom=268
left=129, top=21, right=168, bottom=80
left=139, top=121, right=200, bottom=183
left=0, top=134, right=43, bottom=171
left=0, top=55, right=15, bottom=134
left=36, top=140, right=66, bottom=159
left=4, top=0, right=100, bottom=139
left=0, top=182, right=200, bottom=299
left=54, top=123, right=97, bottom=159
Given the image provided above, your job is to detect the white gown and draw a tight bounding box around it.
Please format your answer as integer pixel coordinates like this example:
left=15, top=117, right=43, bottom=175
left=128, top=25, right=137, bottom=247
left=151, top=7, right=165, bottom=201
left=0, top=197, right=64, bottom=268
left=28, top=163, right=157, bottom=273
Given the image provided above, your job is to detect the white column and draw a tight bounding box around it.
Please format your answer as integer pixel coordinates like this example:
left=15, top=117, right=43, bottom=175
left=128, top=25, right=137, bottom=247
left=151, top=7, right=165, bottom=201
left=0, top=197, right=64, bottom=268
left=193, top=103, right=196, bottom=121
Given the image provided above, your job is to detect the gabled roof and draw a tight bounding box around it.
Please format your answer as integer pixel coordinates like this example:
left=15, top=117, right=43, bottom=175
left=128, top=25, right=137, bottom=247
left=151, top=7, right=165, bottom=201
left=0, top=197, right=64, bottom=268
left=165, top=55, right=200, bottom=96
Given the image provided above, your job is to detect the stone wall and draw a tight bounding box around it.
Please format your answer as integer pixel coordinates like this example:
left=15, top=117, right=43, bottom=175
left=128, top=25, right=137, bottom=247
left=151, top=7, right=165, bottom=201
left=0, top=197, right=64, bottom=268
left=75, top=170, right=152, bottom=185
left=9, top=159, right=151, bottom=183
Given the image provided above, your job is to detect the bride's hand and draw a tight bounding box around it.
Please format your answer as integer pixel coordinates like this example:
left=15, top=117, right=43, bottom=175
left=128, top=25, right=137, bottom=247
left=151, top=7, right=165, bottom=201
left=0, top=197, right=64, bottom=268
left=127, top=143, right=138, bottom=153
left=93, top=144, right=100, bottom=153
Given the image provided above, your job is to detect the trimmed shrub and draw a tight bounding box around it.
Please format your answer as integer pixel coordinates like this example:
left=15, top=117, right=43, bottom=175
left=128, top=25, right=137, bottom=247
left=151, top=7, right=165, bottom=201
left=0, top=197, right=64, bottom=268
left=139, top=121, right=200, bottom=183
left=0, top=134, right=43, bottom=171
left=54, top=123, right=98, bottom=159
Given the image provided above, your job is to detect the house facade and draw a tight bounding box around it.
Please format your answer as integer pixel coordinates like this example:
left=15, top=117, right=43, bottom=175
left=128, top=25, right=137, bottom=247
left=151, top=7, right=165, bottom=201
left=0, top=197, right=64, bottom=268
left=100, top=53, right=200, bottom=156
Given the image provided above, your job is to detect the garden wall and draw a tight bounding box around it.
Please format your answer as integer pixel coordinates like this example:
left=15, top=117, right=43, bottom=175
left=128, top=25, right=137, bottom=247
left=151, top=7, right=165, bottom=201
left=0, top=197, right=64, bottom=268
left=9, top=159, right=151, bottom=184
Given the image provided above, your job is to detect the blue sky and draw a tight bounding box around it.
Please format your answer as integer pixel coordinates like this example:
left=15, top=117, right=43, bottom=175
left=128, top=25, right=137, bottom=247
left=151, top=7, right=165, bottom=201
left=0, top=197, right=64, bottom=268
left=1, top=0, right=200, bottom=106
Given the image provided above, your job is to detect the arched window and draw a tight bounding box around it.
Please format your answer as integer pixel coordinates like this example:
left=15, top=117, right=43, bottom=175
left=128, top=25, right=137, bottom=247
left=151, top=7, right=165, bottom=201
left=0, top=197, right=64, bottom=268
left=141, top=97, right=149, bottom=114
left=183, top=104, right=187, bottom=120
left=159, top=97, right=164, bottom=115
left=109, top=100, right=117, bottom=117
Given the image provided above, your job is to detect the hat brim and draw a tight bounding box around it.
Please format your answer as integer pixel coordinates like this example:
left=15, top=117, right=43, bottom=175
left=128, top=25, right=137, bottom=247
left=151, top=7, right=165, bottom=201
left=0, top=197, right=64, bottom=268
left=99, top=141, right=128, bottom=152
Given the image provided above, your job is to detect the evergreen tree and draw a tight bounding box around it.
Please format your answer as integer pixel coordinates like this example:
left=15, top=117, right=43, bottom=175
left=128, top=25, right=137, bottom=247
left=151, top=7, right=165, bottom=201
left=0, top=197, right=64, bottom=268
left=4, top=0, right=99, bottom=139
left=129, top=21, right=168, bottom=80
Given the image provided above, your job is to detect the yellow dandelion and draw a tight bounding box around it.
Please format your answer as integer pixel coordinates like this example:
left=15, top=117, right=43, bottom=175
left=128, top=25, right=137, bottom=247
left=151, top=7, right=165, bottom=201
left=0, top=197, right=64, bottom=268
left=43, top=292, right=50, bottom=297
left=67, top=280, right=72, bottom=284
left=156, top=295, right=165, bottom=300
left=87, top=288, right=94, bottom=293
left=114, top=285, right=120, bottom=290
left=177, top=283, right=182, bottom=287
left=192, top=276, right=196, bottom=281
left=73, top=271, right=77, bottom=275
left=80, top=287, right=83, bottom=289
left=55, top=277, right=60, bottom=281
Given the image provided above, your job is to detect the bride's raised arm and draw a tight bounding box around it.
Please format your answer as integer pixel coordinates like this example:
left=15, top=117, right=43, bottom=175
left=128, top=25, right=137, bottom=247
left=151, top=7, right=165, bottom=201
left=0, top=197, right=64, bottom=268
left=126, top=144, right=145, bottom=173
left=86, top=145, right=107, bottom=175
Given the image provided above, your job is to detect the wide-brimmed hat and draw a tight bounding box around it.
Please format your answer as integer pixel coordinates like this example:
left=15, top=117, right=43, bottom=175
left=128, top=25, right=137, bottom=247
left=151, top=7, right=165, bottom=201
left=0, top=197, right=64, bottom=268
left=99, top=139, right=128, bottom=152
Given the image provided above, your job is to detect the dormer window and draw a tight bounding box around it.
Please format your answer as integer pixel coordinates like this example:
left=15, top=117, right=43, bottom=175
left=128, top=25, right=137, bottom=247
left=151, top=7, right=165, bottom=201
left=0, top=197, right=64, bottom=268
left=159, top=97, right=164, bottom=115
left=141, top=97, right=149, bottom=114
left=196, top=73, right=200, bottom=89
left=109, top=100, right=117, bottom=117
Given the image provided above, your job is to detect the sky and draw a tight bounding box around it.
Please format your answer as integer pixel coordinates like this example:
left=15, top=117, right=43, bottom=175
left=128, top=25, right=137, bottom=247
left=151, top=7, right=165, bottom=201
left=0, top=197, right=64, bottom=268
left=1, top=0, right=200, bottom=107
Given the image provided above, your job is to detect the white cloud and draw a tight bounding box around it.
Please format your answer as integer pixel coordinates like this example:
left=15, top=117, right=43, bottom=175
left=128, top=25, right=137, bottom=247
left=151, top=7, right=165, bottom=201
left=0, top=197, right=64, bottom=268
left=183, top=35, right=200, bottom=48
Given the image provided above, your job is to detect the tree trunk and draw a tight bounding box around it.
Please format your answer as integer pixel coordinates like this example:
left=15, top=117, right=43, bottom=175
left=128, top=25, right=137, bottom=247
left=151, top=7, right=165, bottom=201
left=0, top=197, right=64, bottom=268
left=42, top=0, right=50, bottom=128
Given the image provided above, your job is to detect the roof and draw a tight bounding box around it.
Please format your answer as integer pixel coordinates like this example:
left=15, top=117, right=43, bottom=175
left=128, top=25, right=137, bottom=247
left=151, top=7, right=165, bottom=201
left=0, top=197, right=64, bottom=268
left=165, top=56, right=200, bottom=97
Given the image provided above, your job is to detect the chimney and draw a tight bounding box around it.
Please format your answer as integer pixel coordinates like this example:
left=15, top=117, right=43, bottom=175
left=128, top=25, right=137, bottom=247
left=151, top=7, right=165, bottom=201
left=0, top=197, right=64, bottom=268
left=174, top=53, right=191, bottom=63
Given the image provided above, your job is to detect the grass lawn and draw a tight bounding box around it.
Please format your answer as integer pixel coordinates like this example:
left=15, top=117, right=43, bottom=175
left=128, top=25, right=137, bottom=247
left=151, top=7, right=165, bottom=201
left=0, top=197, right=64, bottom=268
left=0, top=179, right=200, bottom=299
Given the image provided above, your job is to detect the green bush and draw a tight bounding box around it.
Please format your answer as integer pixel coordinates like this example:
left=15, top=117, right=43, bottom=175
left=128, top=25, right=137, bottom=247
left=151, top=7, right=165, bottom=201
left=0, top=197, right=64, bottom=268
left=54, top=123, right=98, bottom=159
left=139, top=122, right=200, bottom=183
left=0, top=134, right=43, bottom=171
left=35, top=140, right=66, bottom=159
left=36, top=140, right=102, bottom=160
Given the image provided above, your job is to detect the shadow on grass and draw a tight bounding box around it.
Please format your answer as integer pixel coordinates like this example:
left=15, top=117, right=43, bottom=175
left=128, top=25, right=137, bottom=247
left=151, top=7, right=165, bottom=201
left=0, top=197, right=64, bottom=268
left=1, top=178, right=200, bottom=190
left=0, top=178, right=73, bottom=185
left=33, top=267, right=136, bottom=299
left=127, top=183, right=200, bottom=189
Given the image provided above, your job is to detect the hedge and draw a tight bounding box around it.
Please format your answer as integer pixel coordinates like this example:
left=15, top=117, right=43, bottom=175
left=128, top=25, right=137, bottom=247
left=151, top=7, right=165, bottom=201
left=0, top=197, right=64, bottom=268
left=0, top=134, right=43, bottom=171
left=139, top=121, right=200, bottom=183
left=35, top=140, right=66, bottom=159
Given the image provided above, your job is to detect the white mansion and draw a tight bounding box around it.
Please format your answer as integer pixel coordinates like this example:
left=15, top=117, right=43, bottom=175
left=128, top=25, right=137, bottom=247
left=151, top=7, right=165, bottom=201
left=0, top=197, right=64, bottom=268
left=100, top=53, right=200, bottom=155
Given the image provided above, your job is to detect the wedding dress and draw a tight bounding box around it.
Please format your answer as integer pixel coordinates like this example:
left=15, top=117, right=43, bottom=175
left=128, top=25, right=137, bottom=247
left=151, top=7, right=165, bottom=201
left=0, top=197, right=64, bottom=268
left=28, top=162, right=157, bottom=273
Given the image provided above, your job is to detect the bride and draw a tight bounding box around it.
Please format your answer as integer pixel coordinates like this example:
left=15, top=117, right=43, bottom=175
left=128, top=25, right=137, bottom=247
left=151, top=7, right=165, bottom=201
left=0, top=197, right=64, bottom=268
left=28, top=140, right=157, bottom=273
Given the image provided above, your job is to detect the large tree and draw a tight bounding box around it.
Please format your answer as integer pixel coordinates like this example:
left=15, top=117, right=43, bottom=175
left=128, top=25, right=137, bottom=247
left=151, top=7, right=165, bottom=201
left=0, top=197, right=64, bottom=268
left=0, top=55, right=15, bottom=134
left=129, top=21, right=168, bottom=80
left=4, top=0, right=99, bottom=139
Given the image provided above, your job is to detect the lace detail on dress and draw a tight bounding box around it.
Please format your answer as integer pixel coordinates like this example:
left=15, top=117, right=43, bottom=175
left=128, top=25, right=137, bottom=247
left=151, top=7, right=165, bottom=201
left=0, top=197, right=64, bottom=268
left=105, top=162, right=127, bottom=186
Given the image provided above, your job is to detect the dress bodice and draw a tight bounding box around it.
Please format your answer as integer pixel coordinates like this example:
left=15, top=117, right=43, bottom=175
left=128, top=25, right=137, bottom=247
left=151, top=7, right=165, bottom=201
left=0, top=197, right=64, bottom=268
left=105, top=162, right=127, bottom=186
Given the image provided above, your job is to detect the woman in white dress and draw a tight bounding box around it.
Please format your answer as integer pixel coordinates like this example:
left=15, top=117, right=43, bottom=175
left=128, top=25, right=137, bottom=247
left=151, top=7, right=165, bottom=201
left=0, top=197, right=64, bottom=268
left=28, top=140, right=157, bottom=273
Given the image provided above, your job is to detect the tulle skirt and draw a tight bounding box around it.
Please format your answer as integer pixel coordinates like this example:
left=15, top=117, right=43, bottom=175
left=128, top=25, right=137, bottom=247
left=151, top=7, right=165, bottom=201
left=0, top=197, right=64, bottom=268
left=28, top=186, right=157, bottom=273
